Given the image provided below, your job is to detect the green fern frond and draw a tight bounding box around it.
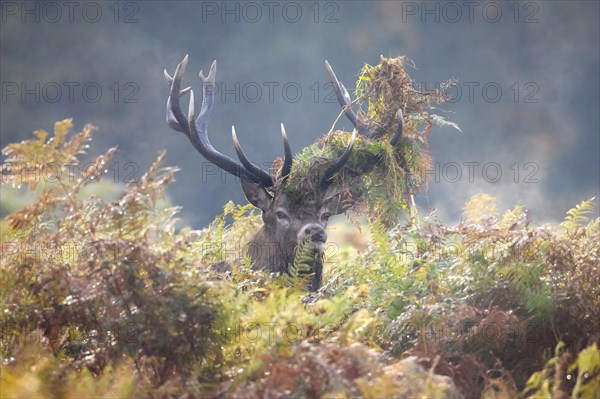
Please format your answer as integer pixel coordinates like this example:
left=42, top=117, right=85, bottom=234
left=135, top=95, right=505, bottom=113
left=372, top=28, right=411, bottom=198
left=289, top=238, right=317, bottom=290
left=370, top=221, right=397, bottom=269
left=561, top=197, right=596, bottom=232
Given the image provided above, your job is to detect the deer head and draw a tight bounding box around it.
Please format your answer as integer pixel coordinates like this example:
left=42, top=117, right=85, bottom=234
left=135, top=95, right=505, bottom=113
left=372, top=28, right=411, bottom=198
left=164, top=55, right=402, bottom=291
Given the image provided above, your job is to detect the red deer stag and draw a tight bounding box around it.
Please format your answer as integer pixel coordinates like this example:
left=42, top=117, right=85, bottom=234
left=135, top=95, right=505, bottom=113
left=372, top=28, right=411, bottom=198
left=164, top=55, right=402, bottom=291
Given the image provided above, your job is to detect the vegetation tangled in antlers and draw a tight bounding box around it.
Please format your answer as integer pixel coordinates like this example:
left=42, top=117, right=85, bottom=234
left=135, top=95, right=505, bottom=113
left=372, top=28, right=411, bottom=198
left=282, top=56, right=457, bottom=224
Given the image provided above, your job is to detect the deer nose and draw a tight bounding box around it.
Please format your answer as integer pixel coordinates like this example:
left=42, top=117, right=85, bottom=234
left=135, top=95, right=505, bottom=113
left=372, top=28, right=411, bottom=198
left=303, top=224, right=327, bottom=243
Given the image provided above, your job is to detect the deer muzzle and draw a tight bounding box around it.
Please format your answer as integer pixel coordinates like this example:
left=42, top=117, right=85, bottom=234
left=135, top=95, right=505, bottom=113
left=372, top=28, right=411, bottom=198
left=299, top=224, right=327, bottom=244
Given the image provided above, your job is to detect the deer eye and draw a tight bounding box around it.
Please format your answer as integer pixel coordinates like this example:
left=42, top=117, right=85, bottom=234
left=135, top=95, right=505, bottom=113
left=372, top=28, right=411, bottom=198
left=276, top=211, right=289, bottom=220
left=321, top=212, right=331, bottom=221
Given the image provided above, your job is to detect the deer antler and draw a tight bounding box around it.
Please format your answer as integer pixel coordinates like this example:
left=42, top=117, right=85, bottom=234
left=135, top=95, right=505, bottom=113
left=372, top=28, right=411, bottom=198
left=324, top=60, right=368, bottom=136
left=165, top=55, right=285, bottom=187
left=166, top=56, right=365, bottom=192
left=320, top=130, right=357, bottom=190
left=390, top=109, right=403, bottom=147
left=280, top=124, right=293, bottom=179
left=231, top=126, right=274, bottom=185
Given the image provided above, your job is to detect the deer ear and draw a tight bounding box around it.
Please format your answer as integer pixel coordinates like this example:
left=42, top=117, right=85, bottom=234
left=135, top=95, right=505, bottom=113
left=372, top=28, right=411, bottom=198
left=241, top=178, right=272, bottom=211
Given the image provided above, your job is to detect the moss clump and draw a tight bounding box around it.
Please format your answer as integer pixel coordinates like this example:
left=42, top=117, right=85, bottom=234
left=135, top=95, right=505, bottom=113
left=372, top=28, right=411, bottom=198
left=278, top=131, right=379, bottom=208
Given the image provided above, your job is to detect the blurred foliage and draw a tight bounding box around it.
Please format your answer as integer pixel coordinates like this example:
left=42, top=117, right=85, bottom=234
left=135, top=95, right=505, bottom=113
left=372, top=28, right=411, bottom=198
left=1, top=120, right=599, bottom=398
left=523, top=342, right=599, bottom=399
left=1, top=120, right=228, bottom=394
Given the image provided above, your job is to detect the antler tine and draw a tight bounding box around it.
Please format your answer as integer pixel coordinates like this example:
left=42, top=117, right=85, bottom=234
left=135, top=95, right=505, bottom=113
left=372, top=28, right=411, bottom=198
left=164, top=67, right=192, bottom=131
left=165, top=89, right=192, bottom=133
left=193, top=60, right=217, bottom=136
left=320, top=130, right=357, bottom=190
left=280, top=123, right=293, bottom=179
left=325, top=61, right=371, bottom=137
left=390, top=109, right=403, bottom=147
left=231, top=126, right=274, bottom=186
left=165, top=56, right=273, bottom=185
left=165, top=55, right=193, bottom=134
left=164, top=69, right=192, bottom=95
left=186, top=87, right=263, bottom=184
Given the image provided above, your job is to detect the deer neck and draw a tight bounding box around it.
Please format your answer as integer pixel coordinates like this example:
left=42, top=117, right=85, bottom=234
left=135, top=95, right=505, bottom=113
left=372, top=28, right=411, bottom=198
left=247, top=227, right=294, bottom=274
left=247, top=227, right=324, bottom=291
